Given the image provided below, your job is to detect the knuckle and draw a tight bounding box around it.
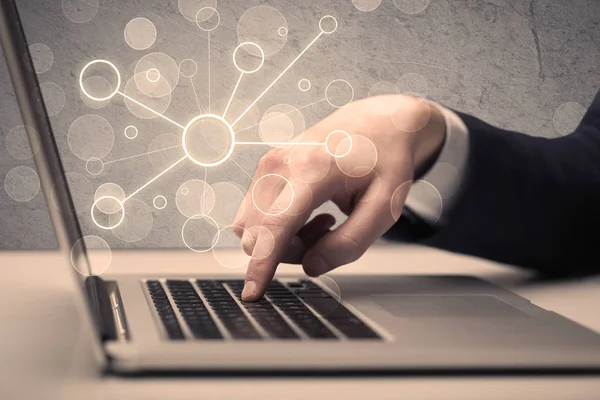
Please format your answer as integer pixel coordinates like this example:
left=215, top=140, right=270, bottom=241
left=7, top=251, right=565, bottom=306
left=299, top=149, right=325, bottom=165
left=338, top=232, right=365, bottom=262
left=258, top=152, right=282, bottom=171
left=260, top=215, right=286, bottom=232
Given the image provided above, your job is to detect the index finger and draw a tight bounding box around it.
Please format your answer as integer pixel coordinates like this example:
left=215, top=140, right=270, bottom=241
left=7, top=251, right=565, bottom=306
left=241, top=180, right=314, bottom=301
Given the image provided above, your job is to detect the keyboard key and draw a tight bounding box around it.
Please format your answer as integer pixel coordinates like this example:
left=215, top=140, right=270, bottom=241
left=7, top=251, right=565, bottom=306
left=196, top=280, right=262, bottom=340
left=166, top=280, right=223, bottom=340
left=293, top=282, right=381, bottom=340
left=146, top=281, right=185, bottom=340
left=265, top=284, right=337, bottom=340
left=227, top=285, right=300, bottom=340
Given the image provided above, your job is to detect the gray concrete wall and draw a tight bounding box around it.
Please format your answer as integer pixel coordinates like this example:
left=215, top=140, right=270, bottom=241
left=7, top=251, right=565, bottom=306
left=1, top=0, right=598, bottom=249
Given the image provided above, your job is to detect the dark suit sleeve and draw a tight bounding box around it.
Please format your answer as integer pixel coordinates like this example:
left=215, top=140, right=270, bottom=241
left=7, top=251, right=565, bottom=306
left=385, top=90, right=600, bottom=276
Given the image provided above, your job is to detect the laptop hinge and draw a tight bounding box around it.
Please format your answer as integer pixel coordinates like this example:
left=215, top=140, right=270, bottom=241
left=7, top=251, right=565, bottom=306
left=85, top=276, right=117, bottom=342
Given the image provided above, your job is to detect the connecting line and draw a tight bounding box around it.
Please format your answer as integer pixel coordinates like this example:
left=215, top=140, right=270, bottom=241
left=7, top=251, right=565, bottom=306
left=123, top=156, right=187, bottom=203
left=201, top=166, right=208, bottom=213
left=117, top=91, right=186, bottom=130
left=104, top=145, right=182, bottom=165
left=229, top=157, right=256, bottom=182
left=223, top=72, right=244, bottom=119
left=236, top=141, right=326, bottom=146
left=189, top=78, right=202, bottom=114
left=231, top=31, right=325, bottom=128
left=208, top=32, right=211, bottom=114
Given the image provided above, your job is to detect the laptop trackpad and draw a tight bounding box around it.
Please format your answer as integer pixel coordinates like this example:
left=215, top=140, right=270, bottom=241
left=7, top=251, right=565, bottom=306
left=371, top=294, right=529, bottom=318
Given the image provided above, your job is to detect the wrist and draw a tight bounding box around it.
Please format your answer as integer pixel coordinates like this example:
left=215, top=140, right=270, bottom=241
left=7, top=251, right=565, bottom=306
left=412, top=101, right=446, bottom=178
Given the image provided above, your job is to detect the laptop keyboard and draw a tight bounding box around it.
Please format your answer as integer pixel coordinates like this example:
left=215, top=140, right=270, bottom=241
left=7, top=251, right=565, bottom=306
left=146, top=279, right=381, bottom=341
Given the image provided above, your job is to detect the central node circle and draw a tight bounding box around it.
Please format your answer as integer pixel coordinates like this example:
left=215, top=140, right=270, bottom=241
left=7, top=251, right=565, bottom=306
left=182, top=114, right=235, bottom=167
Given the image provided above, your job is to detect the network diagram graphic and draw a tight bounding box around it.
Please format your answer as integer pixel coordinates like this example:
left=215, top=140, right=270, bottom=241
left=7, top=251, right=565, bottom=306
left=78, top=9, right=358, bottom=263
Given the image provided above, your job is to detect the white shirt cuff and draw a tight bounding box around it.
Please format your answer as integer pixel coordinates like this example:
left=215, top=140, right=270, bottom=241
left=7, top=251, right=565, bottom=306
left=403, top=102, right=470, bottom=226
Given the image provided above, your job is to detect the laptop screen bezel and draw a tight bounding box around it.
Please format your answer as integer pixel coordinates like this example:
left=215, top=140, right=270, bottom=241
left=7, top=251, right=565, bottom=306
left=0, top=0, right=107, bottom=366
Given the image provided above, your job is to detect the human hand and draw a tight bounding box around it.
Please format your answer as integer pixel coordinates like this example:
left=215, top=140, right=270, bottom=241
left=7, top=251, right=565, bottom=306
left=234, top=94, right=446, bottom=301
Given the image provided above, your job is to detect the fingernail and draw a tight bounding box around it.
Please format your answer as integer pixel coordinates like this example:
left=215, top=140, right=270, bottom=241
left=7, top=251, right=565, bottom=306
left=242, top=281, right=257, bottom=301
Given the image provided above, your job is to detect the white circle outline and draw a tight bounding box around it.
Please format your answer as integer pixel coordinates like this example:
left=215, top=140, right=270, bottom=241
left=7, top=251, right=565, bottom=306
left=211, top=225, right=252, bottom=269
left=182, top=114, right=236, bottom=167
left=319, top=15, right=338, bottom=34
left=178, top=58, right=198, bottom=78
left=352, top=0, right=383, bottom=12
left=335, top=134, right=379, bottom=178
left=325, top=79, right=355, bottom=108
left=284, top=156, right=291, bottom=164
left=124, top=17, right=157, bottom=51
left=124, top=125, right=138, bottom=139
left=251, top=174, right=295, bottom=216
left=233, top=42, right=265, bottom=74
left=85, top=157, right=104, bottom=175
left=70, top=235, right=112, bottom=277
left=298, top=78, right=311, bottom=92
left=278, top=26, right=288, bottom=36
left=79, top=59, right=121, bottom=102
left=146, top=68, right=160, bottom=83
left=325, top=130, right=353, bottom=158
left=153, top=195, right=167, bottom=210
left=91, top=195, right=125, bottom=230
left=196, top=7, right=220, bottom=32
left=181, top=214, right=220, bottom=253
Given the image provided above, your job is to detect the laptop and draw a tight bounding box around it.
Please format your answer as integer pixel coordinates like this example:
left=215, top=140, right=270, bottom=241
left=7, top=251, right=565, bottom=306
left=2, top=0, right=600, bottom=374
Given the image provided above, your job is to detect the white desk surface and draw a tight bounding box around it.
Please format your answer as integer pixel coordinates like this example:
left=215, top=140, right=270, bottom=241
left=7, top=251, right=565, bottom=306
left=1, top=244, right=600, bottom=400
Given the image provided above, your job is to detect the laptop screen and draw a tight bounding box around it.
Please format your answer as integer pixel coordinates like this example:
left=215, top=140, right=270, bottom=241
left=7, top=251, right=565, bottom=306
left=9, top=0, right=351, bottom=263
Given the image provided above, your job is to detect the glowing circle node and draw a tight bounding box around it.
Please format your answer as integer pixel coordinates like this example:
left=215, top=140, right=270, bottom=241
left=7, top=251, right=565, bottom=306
left=278, top=27, right=288, bottom=36
left=182, top=114, right=235, bottom=167
left=153, top=195, right=167, bottom=210
left=80, top=60, right=121, bottom=102
left=319, top=15, right=338, bottom=34
left=233, top=42, right=265, bottom=74
left=298, top=79, right=311, bottom=92
left=85, top=157, right=104, bottom=175
left=146, top=68, right=161, bottom=83
left=91, top=195, right=125, bottom=230
left=124, top=125, right=138, bottom=139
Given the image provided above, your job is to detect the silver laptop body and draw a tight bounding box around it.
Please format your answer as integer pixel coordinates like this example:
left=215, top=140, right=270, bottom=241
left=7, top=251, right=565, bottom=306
left=2, top=0, right=600, bottom=374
